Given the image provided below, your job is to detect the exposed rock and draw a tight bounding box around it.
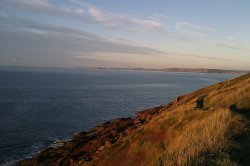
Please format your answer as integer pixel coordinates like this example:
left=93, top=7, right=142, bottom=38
left=16, top=95, right=189, bottom=166
left=98, top=145, right=105, bottom=151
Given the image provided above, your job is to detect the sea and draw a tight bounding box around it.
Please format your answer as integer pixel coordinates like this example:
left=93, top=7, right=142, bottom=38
left=0, top=68, right=239, bottom=165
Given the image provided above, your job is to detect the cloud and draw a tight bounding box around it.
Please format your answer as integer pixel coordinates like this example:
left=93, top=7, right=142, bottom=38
left=2, top=0, right=53, bottom=11
left=152, top=13, right=168, bottom=19
left=71, top=0, right=165, bottom=33
left=164, top=51, right=231, bottom=61
left=0, top=0, right=165, bottom=33
left=216, top=43, right=250, bottom=51
left=225, top=36, right=235, bottom=40
left=0, top=16, right=167, bottom=66
left=176, top=22, right=214, bottom=32
left=1, top=0, right=79, bottom=16
left=1, top=0, right=218, bottom=40
left=217, top=36, right=250, bottom=51
left=174, top=21, right=215, bottom=39
left=0, top=16, right=230, bottom=68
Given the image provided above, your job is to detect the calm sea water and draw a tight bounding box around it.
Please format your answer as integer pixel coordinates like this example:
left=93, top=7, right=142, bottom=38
left=0, top=68, right=238, bottom=165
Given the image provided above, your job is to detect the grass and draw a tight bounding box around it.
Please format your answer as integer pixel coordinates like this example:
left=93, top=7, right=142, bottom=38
left=88, top=108, right=246, bottom=166
left=77, top=74, right=250, bottom=166
left=165, top=109, right=245, bottom=166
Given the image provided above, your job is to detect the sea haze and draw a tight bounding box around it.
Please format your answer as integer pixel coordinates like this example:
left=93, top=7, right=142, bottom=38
left=0, top=68, right=239, bottom=164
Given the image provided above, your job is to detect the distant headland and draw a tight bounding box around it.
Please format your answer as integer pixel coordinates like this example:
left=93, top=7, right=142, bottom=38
left=77, top=67, right=249, bottom=74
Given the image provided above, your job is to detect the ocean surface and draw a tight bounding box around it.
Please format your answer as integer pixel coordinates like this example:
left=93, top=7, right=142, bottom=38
left=0, top=68, right=239, bottom=165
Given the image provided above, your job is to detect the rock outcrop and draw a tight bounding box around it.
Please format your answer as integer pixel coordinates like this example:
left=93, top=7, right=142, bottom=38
left=16, top=94, right=189, bottom=166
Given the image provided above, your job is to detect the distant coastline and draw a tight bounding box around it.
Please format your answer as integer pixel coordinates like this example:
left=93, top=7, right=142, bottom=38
left=0, top=66, right=248, bottom=74
left=77, top=67, right=249, bottom=74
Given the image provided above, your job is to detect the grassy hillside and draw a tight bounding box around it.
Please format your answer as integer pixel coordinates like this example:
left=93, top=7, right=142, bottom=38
left=17, top=73, right=250, bottom=166
left=87, top=73, right=250, bottom=166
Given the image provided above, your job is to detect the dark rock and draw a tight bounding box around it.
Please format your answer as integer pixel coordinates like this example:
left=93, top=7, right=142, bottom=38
left=16, top=95, right=187, bottom=166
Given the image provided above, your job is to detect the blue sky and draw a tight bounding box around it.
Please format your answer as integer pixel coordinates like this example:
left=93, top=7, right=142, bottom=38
left=0, top=0, right=249, bottom=70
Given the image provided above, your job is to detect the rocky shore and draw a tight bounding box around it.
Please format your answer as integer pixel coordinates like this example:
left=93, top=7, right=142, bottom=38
left=16, top=95, right=189, bottom=166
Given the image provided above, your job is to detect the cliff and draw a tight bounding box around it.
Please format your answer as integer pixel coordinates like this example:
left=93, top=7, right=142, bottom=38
left=17, top=73, right=250, bottom=166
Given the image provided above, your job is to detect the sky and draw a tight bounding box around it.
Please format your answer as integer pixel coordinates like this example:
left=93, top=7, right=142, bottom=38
left=0, top=0, right=250, bottom=70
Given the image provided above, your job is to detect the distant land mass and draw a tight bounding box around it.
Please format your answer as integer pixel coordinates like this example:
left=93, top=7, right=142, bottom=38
left=78, top=67, right=249, bottom=74
left=17, top=73, right=250, bottom=166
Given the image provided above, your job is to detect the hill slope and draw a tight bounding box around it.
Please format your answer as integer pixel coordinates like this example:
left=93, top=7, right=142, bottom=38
left=17, top=73, right=250, bottom=166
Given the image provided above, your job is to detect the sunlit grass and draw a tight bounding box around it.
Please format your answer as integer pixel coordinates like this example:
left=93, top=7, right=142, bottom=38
left=87, top=74, right=250, bottom=166
left=165, top=109, right=244, bottom=166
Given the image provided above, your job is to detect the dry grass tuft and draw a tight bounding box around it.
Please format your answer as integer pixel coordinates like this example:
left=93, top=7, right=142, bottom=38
left=165, top=109, right=244, bottom=166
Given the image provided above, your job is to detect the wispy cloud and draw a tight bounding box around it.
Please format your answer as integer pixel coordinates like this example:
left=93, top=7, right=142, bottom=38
left=152, top=13, right=167, bottom=19
left=174, top=21, right=215, bottom=39
left=225, top=36, right=235, bottom=41
left=0, top=16, right=166, bottom=59
left=1, top=0, right=85, bottom=17
left=148, top=13, right=168, bottom=21
left=216, top=43, right=250, bottom=51
left=217, top=36, right=250, bottom=51
left=164, top=51, right=232, bottom=61
left=1, top=0, right=218, bottom=40
left=1, top=0, right=165, bottom=33
left=176, top=22, right=215, bottom=32
left=0, top=16, right=229, bottom=67
left=70, top=0, right=165, bottom=33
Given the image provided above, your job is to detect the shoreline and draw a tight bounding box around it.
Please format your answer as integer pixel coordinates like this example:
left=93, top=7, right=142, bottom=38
left=0, top=69, right=238, bottom=165
left=16, top=73, right=250, bottom=165
left=16, top=94, right=190, bottom=165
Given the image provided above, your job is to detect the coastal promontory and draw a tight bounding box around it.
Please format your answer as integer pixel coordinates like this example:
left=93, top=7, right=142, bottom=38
left=17, top=73, right=250, bottom=166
